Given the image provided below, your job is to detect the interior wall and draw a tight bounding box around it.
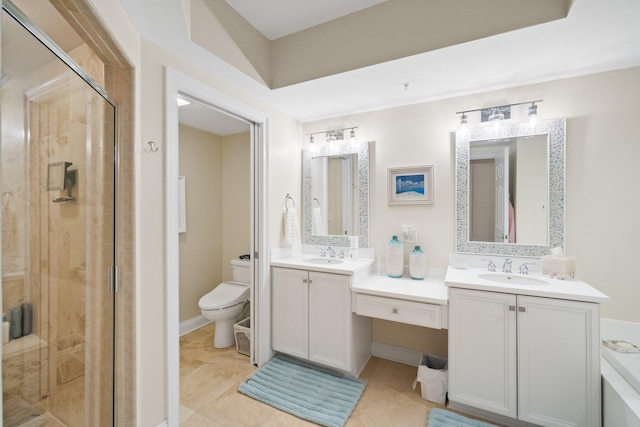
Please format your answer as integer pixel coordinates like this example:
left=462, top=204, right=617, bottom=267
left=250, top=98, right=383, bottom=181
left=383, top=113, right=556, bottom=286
left=138, top=39, right=302, bottom=426
left=178, top=125, right=223, bottom=322
left=222, top=132, right=251, bottom=281
left=304, top=66, right=640, bottom=355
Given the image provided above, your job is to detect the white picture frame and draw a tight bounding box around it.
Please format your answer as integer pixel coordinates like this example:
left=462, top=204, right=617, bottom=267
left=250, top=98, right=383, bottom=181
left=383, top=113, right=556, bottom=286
left=387, top=165, right=434, bottom=205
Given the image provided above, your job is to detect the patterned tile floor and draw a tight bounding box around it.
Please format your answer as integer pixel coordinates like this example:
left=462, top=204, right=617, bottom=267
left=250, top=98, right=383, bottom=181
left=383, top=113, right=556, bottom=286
left=180, top=323, right=449, bottom=426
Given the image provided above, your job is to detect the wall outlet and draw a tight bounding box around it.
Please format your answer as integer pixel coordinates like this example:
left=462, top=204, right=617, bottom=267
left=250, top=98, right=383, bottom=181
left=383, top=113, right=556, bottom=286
left=400, top=226, right=417, bottom=243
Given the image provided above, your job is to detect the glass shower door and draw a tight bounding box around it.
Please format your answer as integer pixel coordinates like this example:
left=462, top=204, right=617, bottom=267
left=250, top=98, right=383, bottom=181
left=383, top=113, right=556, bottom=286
left=1, top=4, right=116, bottom=426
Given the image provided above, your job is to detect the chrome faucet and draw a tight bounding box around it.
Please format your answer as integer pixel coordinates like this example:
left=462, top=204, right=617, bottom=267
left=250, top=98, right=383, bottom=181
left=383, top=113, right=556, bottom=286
left=502, top=258, right=512, bottom=273
left=338, top=250, right=349, bottom=259
left=316, top=247, right=327, bottom=257
left=326, top=246, right=336, bottom=258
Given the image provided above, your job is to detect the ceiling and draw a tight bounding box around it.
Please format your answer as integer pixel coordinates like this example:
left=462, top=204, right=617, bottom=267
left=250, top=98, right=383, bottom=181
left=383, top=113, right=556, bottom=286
left=224, top=0, right=388, bottom=40
left=117, top=0, right=640, bottom=127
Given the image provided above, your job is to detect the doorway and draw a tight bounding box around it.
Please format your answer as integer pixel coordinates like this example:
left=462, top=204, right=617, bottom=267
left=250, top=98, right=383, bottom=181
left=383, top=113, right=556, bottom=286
left=164, top=68, right=270, bottom=426
left=1, top=2, right=117, bottom=425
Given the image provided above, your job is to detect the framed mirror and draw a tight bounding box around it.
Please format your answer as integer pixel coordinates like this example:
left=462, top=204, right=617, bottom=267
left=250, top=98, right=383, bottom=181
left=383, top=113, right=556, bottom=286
left=455, top=119, right=565, bottom=257
left=303, top=141, right=369, bottom=248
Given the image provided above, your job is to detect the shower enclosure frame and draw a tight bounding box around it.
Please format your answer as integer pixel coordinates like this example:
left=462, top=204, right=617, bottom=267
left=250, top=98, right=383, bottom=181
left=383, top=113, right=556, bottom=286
left=1, top=0, right=119, bottom=424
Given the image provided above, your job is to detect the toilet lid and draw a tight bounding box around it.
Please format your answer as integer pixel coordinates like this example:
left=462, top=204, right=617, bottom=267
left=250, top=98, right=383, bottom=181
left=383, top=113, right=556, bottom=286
left=199, top=282, right=249, bottom=310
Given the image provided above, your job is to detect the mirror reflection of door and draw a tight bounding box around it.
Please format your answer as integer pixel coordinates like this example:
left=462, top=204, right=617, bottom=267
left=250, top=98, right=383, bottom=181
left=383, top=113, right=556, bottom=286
left=515, top=137, right=548, bottom=244
left=469, top=135, right=548, bottom=245
left=312, top=154, right=357, bottom=236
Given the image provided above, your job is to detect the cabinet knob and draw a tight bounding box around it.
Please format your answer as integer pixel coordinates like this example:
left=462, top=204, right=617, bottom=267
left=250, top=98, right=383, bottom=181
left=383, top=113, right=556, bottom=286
left=392, top=308, right=398, bottom=314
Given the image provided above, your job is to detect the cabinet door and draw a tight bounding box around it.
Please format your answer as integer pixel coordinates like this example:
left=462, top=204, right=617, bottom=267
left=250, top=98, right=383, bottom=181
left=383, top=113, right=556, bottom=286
left=517, top=296, right=600, bottom=427
left=449, top=288, right=517, bottom=418
left=272, top=267, right=309, bottom=359
left=308, top=271, right=351, bottom=371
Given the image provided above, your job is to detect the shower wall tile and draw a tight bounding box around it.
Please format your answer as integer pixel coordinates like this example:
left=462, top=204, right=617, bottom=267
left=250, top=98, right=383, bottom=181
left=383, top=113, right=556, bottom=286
left=4, top=2, right=136, bottom=424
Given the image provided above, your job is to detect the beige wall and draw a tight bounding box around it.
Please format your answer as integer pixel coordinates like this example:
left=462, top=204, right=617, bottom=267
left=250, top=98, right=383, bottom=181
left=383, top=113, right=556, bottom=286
left=222, top=132, right=251, bottom=281
left=304, top=66, right=640, bottom=355
left=178, top=125, right=223, bottom=322
left=177, top=128, right=251, bottom=323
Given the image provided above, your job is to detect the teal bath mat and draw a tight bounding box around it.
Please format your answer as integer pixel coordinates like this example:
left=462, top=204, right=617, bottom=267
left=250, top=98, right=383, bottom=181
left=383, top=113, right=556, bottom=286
left=428, top=408, right=498, bottom=427
left=238, top=354, right=365, bottom=427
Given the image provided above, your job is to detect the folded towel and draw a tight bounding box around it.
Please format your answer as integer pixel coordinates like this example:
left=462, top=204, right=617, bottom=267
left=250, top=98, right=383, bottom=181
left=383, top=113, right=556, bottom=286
left=284, top=208, right=301, bottom=246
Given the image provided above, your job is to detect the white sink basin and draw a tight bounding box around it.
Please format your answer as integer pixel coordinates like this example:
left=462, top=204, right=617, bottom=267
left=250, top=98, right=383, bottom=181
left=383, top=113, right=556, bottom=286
left=304, top=258, right=344, bottom=265
left=479, top=273, right=548, bottom=286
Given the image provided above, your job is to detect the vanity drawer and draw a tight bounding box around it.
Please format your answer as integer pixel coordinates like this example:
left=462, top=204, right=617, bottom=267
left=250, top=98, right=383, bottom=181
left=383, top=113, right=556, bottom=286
left=353, top=294, right=442, bottom=329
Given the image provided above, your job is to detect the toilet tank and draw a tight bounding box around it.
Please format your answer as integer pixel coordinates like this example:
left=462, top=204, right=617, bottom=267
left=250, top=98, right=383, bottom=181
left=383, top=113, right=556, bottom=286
left=230, top=258, right=251, bottom=283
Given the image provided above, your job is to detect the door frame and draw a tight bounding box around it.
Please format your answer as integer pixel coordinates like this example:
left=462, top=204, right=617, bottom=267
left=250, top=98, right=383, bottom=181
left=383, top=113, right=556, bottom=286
left=164, top=67, right=270, bottom=426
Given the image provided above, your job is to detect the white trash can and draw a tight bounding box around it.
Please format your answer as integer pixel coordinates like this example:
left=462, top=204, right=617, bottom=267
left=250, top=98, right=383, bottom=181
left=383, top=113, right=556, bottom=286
left=412, top=353, right=448, bottom=404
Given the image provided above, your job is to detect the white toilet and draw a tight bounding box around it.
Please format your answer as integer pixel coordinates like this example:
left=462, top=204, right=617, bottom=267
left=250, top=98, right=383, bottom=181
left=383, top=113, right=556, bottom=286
left=198, top=258, right=251, bottom=348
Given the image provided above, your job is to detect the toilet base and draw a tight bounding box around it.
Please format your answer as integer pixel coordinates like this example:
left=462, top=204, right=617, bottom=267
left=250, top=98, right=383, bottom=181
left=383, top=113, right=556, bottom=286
left=213, top=318, right=236, bottom=348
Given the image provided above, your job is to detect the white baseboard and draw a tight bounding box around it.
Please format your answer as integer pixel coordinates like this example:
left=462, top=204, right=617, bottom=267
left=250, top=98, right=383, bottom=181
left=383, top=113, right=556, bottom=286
left=179, top=315, right=212, bottom=337
left=371, top=341, right=423, bottom=367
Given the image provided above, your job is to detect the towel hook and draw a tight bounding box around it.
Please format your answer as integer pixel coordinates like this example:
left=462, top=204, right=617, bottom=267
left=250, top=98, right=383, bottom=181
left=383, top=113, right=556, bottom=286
left=145, top=141, right=159, bottom=153
left=285, top=193, right=295, bottom=211
left=313, top=197, right=320, bottom=208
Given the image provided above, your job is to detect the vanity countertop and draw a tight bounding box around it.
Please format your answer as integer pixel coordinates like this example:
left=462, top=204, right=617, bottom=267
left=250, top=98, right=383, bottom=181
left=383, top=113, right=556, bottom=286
left=351, top=271, right=448, bottom=305
left=270, top=255, right=374, bottom=276
left=445, top=266, right=609, bottom=303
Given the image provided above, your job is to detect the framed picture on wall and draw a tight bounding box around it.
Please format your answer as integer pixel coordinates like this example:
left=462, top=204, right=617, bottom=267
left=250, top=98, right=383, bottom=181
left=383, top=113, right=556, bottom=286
left=387, top=165, right=434, bottom=205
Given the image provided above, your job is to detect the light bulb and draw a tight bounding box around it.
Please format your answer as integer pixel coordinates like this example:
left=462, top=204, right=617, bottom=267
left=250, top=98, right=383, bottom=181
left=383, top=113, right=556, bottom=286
left=528, top=103, right=538, bottom=128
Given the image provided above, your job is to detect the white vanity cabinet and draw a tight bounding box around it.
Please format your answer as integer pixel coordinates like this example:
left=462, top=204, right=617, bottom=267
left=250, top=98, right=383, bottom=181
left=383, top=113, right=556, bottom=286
left=272, top=266, right=366, bottom=374
left=449, top=287, right=601, bottom=427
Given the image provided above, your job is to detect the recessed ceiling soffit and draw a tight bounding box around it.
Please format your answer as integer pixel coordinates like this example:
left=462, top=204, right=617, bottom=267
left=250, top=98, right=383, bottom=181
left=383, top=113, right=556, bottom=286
left=192, top=0, right=571, bottom=89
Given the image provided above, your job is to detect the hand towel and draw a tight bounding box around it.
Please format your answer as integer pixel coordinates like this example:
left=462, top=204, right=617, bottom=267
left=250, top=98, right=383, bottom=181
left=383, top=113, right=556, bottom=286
left=284, top=207, right=301, bottom=246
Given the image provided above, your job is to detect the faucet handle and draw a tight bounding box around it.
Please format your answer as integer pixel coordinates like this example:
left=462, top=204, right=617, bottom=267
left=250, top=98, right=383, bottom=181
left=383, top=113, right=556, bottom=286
left=481, top=258, right=496, bottom=272
left=519, top=262, right=536, bottom=275
left=316, top=247, right=327, bottom=257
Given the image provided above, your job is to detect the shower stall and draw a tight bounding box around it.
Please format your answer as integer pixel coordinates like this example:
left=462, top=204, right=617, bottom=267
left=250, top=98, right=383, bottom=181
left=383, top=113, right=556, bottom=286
left=1, top=2, right=116, bottom=425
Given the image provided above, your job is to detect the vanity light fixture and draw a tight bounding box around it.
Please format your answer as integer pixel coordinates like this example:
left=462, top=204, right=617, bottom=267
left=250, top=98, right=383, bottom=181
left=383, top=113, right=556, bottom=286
left=308, top=127, right=358, bottom=144
left=459, top=113, right=468, bottom=130
left=528, top=102, right=538, bottom=127
left=326, top=129, right=344, bottom=142
left=489, top=109, right=504, bottom=131
left=456, top=100, right=543, bottom=130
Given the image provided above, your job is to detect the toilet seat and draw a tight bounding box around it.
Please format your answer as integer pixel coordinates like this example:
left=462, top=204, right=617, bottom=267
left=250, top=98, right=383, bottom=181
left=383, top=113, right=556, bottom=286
left=199, top=281, right=249, bottom=310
